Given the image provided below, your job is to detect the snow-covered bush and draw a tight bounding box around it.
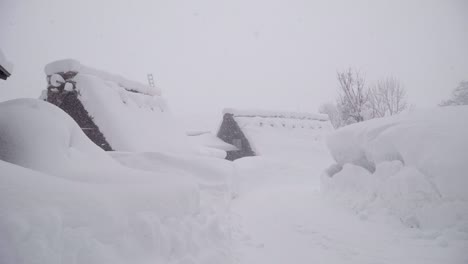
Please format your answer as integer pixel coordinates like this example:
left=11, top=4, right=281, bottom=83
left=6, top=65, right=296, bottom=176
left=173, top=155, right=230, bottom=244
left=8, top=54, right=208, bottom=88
left=322, top=106, right=468, bottom=231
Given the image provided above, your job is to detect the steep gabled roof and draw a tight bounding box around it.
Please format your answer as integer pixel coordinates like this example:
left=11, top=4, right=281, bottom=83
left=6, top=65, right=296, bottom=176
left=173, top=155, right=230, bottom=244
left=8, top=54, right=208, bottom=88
left=220, top=108, right=333, bottom=158
left=45, top=59, right=160, bottom=96
left=44, top=59, right=193, bottom=155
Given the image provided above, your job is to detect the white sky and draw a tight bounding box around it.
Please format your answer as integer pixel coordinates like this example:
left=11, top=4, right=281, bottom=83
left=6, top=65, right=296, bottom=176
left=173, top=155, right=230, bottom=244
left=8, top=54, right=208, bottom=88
left=1, top=0, right=467, bottom=130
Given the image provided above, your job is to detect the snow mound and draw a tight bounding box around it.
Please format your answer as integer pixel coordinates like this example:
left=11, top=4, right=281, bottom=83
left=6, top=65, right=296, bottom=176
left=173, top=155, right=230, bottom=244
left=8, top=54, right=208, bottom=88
left=44, top=59, right=193, bottom=155
left=0, top=99, right=232, bottom=264
left=323, top=106, right=468, bottom=231
left=188, top=131, right=237, bottom=159
left=0, top=98, right=118, bottom=180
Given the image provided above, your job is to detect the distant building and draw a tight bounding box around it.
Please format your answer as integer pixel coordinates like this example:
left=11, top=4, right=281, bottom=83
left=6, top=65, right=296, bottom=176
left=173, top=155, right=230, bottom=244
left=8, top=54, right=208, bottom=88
left=0, top=49, right=13, bottom=80
left=217, top=109, right=333, bottom=161
left=0, top=65, right=10, bottom=80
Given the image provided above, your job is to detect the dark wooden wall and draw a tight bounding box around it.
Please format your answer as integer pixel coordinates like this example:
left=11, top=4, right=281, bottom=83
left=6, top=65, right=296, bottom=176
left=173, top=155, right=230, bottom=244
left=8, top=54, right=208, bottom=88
left=217, top=113, right=255, bottom=161
left=46, top=72, right=113, bottom=151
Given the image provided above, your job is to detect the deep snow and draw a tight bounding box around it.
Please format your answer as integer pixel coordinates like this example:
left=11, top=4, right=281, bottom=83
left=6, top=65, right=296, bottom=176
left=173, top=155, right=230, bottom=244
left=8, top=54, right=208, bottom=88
left=231, top=106, right=468, bottom=264
left=1, top=98, right=467, bottom=264
left=232, top=142, right=468, bottom=263
left=0, top=99, right=234, bottom=264
left=323, top=106, right=468, bottom=231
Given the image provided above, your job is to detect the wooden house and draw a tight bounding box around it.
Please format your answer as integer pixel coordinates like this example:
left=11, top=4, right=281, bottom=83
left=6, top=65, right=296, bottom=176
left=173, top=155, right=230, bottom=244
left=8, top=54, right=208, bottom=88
left=217, top=109, right=333, bottom=161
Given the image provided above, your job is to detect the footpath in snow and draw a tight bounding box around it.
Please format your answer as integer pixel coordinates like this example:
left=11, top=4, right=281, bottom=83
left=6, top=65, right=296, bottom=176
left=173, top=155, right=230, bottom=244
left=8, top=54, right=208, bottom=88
left=231, top=156, right=467, bottom=264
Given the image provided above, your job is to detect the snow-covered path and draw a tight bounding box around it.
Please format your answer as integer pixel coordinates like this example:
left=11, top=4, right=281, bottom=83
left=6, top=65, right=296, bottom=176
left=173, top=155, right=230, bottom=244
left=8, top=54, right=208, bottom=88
left=231, top=156, right=467, bottom=264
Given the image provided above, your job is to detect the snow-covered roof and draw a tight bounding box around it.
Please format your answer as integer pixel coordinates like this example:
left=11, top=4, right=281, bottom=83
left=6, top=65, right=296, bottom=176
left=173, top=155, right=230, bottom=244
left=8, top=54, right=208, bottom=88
left=0, top=49, right=13, bottom=76
left=45, top=59, right=160, bottom=96
left=223, top=108, right=329, bottom=121
left=224, top=108, right=333, bottom=158
left=44, top=59, right=192, bottom=155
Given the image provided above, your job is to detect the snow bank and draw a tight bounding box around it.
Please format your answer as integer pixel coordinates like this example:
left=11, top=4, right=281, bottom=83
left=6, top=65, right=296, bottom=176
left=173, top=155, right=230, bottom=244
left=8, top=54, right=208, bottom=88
left=0, top=48, right=13, bottom=74
left=44, top=59, right=193, bottom=155
left=110, top=151, right=236, bottom=191
left=230, top=110, right=333, bottom=158
left=0, top=99, right=232, bottom=264
left=323, top=106, right=468, bottom=231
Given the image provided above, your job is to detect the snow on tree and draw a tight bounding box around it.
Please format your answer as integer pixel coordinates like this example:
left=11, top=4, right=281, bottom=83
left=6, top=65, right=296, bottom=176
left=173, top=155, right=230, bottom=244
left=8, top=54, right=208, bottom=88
left=336, top=68, right=368, bottom=124
left=440, top=81, right=468, bottom=106
left=318, top=103, right=343, bottom=129
left=325, top=69, right=409, bottom=128
left=368, top=77, right=408, bottom=118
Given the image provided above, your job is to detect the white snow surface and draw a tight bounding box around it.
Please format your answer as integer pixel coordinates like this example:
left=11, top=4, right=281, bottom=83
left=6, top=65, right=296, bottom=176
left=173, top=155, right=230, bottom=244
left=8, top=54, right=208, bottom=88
left=0, top=48, right=14, bottom=74
left=188, top=132, right=238, bottom=159
left=74, top=73, right=193, bottom=154
left=323, top=106, right=468, bottom=231
left=233, top=114, right=333, bottom=158
left=1, top=99, right=467, bottom=263
left=232, top=140, right=468, bottom=264
left=0, top=99, right=233, bottom=264
left=45, top=59, right=160, bottom=96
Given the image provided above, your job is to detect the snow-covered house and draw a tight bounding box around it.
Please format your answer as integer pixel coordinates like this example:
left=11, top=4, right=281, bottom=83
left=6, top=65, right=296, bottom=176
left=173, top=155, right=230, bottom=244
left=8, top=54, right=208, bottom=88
left=217, top=109, right=333, bottom=160
left=43, top=59, right=192, bottom=155
left=0, top=49, right=13, bottom=80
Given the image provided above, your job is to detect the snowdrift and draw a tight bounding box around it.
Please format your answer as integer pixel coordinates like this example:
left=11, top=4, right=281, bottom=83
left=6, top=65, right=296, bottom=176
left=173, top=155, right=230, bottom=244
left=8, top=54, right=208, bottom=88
left=0, top=99, right=232, bottom=264
left=44, top=59, right=193, bottom=155
left=187, top=131, right=237, bottom=159
left=322, top=106, right=468, bottom=232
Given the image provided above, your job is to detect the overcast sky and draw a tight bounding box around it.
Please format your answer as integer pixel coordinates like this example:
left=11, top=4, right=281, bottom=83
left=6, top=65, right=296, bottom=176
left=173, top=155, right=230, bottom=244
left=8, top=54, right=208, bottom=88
left=1, top=0, right=467, bottom=130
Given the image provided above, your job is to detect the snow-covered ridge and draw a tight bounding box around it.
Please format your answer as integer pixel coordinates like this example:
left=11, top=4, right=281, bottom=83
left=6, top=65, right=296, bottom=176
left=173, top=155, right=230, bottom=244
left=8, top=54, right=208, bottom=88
left=45, top=59, right=160, bottom=96
left=223, top=108, right=329, bottom=121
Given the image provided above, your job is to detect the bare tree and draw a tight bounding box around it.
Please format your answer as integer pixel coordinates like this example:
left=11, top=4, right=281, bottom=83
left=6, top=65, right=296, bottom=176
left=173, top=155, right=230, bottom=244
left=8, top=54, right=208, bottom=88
left=368, top=77, right=408, bottom=118
left=336, top=68, right=368, bottom=124
left=440, top=81, right=468, bottom=106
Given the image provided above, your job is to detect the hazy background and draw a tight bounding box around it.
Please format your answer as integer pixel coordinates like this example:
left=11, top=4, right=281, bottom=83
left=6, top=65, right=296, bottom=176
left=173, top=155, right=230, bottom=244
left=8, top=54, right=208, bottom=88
left=1, top=0, right=467, bottom=130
